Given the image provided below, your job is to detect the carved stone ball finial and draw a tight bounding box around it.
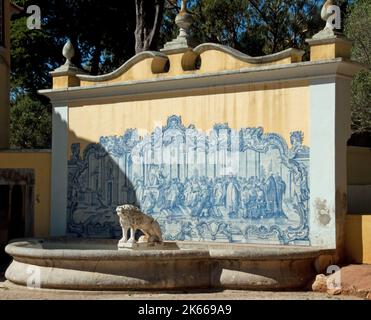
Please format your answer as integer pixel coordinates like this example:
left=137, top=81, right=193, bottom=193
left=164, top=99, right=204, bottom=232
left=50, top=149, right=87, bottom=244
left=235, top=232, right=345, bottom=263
left=62, top=40, right=75, bottom=65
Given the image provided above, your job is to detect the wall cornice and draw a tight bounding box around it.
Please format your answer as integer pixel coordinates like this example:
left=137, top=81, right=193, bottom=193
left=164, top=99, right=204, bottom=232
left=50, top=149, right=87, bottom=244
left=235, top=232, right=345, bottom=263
left=40, top=58, right=365, bottom=107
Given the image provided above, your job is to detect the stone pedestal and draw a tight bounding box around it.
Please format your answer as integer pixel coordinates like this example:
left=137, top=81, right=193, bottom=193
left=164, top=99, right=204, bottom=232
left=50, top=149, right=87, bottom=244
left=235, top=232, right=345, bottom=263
left=50, top=66, right=82, bottom=89
left=307, top=35, right=353, bottom=62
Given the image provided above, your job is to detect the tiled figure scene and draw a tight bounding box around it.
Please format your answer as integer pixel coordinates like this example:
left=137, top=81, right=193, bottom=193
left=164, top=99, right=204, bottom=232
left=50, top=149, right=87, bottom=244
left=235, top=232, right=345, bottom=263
left=68, top=115, right=310, bottom=245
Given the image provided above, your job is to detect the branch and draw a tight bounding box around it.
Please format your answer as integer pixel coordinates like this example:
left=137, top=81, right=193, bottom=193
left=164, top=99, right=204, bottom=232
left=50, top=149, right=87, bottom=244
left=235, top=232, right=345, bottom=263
left=149, top=0, right=165, bottom=49
left=165, top=0, right=180, bottom=11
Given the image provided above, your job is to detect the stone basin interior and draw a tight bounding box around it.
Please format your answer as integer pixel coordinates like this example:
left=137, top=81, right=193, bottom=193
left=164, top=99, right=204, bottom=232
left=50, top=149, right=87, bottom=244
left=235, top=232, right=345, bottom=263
left=4, top=238, right=333, bottom=291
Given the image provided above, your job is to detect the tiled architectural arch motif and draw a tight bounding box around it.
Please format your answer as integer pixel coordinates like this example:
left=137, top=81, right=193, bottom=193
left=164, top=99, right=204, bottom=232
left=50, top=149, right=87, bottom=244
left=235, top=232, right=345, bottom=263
left=67, top=115, right=310, bottom=245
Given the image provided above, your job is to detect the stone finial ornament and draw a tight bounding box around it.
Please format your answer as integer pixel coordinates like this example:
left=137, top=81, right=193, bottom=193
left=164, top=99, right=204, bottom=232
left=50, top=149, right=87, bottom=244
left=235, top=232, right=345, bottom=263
left=161, top=0, right=195, bottom=53
left=51, top=39, right=84, bottom=75
left=313, top=0, right=341, bottom=39
left=62, top=40, right=75, bottom=66
left=307, top=0, right=352, bottom=61
left=321, top=0, right=335, bottom=27
left=116, top=205, right=163, bottom=249
left=176, top=0, right=193, bottom=37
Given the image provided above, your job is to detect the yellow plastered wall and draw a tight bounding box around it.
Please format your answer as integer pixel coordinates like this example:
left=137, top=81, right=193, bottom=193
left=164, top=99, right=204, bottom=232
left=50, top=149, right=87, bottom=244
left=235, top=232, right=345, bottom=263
left=53, top=75, right=80, bottom=89
left=345, top=215, right=371, bottom=264
left=196, top=51, right=293, bottom=74
left=310, top=41, right=352, bottom=62
left=0, top=151, right=51, bottom=236
left=310, top=44, right=337, bottom=61
left=81, top=59, right=156, bottom=86
left=68, top=81, right=309, bottom=155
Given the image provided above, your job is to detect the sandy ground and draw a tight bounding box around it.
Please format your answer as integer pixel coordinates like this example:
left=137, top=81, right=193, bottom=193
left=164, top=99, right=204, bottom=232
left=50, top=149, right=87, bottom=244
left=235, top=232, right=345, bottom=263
left=0, top=279, right=363, bottom=300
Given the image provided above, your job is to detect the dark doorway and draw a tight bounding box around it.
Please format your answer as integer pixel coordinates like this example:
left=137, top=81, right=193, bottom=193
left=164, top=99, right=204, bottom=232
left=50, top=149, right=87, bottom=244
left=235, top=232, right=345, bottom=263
left=0, top=170, right=35, bottom=272
left=9, top=185, right=25, bottom=240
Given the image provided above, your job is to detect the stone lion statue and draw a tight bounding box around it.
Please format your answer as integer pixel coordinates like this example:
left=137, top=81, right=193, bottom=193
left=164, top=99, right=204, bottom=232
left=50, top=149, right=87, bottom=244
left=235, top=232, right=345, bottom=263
left=116, top=204, right=163, bottom=247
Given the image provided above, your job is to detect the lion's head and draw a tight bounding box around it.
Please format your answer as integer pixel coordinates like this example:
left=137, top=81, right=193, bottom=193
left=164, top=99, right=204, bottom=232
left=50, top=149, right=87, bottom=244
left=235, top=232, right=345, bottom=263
left=116, top=204, right=140, bottom=216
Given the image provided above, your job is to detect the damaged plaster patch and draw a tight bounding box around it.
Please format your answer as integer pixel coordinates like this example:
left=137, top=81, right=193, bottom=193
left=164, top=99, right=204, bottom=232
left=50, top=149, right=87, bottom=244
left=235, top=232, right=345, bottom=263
left=315, top=198, right=331, bottom=226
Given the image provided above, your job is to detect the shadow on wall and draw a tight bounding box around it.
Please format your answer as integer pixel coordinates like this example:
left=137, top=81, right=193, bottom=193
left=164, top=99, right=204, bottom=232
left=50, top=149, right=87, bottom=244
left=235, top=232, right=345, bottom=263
left=67, top=128, right=139, bottom=239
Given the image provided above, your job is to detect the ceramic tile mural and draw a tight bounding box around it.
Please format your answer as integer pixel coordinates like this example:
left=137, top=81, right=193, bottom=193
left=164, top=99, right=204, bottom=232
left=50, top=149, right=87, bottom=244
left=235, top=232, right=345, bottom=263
left=67, top=115, right=310, bottom=244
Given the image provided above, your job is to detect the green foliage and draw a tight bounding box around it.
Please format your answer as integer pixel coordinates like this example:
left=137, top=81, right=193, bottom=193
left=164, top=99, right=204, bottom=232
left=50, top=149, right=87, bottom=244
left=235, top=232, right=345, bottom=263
left=350, top=71, right=371, bottom=133
left=161, top=0, right=324, bottom=56
left=10, top=16, right=62, bottom=94
left=10, top=95, right=52, bottom=149
left=8, top=0, right=370, bottom=149
left=345, top=0, right=371, bottom=134
left=11, top=0, right=136, bottom=85
left=345, top=0, right=370, bottom=66
left=10, top=0, right=138, bottom=149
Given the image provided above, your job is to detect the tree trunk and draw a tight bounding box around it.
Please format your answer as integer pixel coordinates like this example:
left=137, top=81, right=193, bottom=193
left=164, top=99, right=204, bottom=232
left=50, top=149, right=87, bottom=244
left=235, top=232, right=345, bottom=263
left=135, top=0, right=165, bottom=54
left=90, top=42, right=103, bottom=75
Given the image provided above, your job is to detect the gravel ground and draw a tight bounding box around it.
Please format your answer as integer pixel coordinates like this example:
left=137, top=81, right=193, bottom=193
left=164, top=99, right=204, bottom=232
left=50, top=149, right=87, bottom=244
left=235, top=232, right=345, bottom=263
left=0, top=279, right=363, bottom=300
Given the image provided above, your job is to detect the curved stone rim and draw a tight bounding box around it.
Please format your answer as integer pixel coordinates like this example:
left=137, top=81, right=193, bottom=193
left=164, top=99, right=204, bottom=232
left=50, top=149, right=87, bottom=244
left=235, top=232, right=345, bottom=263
left=76, top=51, right=169, bottom=82
left=5, top=239, right=210, bottom=261
left=5, top=238, right=335, bottom=291
left=74, top=45, right=304, bottom=83
left=193, top=43, right=305, bottom=64
left=5, top=238, right=334, bottom=261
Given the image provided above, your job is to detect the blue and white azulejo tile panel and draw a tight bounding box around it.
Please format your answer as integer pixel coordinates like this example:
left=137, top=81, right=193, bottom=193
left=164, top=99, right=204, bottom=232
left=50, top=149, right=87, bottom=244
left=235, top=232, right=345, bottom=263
left=67, top=115, right=310, bottom=245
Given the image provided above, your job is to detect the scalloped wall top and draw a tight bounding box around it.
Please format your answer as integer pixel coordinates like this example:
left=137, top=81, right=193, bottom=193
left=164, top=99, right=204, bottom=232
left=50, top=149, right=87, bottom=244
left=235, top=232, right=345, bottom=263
left=74, top=43, right=305, bottom=87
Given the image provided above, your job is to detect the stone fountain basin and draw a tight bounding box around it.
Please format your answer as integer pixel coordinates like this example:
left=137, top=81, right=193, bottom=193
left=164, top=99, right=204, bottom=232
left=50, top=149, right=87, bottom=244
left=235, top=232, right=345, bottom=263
left=5, top=238, right=333, bottom=291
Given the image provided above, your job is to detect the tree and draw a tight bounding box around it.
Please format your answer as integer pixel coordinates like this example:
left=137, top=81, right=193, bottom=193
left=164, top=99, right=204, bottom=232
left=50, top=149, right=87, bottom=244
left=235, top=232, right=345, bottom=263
left=10, top=11, right=62, bottom=94
left=11, top=0, right=137, bottom=78
left=10, top=95, right=51, bottom=149
left=345, top=0, right=371, bottom=143
left=160, top=0, right=324, bottom=56
left=135, top=0, right=165, bottom=53
left=10, top=0, right=368, bottom=149
left=9, top=0, right=138, bottom=149
left=10, top=0, right=167, bottom=149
